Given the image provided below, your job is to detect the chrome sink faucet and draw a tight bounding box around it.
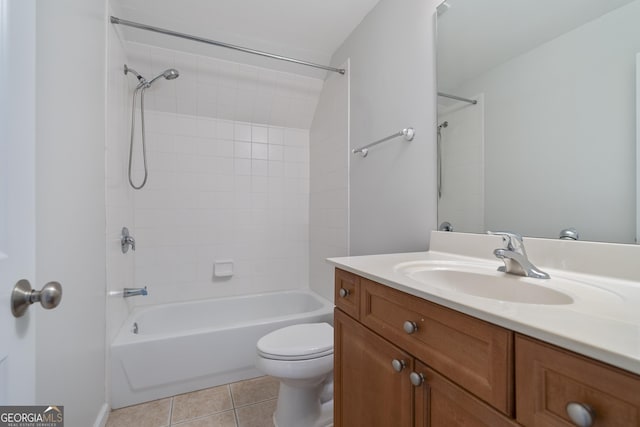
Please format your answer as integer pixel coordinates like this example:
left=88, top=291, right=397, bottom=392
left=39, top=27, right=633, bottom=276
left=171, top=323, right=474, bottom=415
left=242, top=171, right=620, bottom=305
left=489, top=231, right=550, bottom=279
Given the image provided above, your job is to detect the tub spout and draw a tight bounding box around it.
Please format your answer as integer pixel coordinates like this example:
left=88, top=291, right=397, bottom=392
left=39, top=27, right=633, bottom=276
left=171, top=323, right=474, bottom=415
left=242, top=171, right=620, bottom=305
left=123, top=286, right=148, bottom=298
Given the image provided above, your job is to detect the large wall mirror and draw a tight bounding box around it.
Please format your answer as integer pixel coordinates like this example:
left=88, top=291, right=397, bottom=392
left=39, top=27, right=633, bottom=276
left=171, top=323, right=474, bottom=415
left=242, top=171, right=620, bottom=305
left=436, top=0, right=640, bottom=244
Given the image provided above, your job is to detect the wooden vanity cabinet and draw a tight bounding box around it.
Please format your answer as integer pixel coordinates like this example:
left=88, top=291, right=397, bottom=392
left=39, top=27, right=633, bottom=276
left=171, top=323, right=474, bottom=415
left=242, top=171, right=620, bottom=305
left=334, top=269, right=517, bottom=427
left=334, top=268, right=640, bottom=427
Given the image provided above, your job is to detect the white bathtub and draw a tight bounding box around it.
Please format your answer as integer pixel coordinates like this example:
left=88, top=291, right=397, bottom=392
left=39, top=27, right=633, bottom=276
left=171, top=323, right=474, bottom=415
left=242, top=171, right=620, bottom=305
left=110, top=289, right=333, bottom=409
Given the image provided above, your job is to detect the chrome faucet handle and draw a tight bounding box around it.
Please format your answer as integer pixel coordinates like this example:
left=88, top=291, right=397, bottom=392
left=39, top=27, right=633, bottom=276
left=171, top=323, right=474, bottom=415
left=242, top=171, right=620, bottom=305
left=488, top=231, right=524, bottom=252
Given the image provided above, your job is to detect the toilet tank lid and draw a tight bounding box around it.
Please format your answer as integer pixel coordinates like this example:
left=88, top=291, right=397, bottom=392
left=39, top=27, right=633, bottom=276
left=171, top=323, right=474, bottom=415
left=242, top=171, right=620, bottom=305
left=257, top=322, right=334, bottom=358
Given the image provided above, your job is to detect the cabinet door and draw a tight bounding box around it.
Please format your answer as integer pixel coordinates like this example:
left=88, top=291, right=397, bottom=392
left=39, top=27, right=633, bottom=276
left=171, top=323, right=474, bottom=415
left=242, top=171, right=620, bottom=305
left=335, top=308, right=414, bottom=427
left=413, top=360, right=519, bottom=427
left=516, top=335, right=640, bottom=426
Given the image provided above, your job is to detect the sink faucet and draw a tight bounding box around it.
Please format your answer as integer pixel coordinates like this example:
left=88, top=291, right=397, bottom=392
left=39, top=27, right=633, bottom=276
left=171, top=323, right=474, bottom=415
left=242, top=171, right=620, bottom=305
left=489, top=232, right=550, bottom=279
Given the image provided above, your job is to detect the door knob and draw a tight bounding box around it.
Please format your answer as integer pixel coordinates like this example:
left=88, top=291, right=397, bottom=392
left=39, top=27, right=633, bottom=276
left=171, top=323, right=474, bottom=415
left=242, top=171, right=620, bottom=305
left=11, top=279, right=62, bottom=318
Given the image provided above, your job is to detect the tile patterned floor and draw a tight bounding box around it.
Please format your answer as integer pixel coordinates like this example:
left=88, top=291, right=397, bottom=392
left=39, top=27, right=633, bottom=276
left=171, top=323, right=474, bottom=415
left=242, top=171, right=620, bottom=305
left=106, top=376, right=279, bottom=427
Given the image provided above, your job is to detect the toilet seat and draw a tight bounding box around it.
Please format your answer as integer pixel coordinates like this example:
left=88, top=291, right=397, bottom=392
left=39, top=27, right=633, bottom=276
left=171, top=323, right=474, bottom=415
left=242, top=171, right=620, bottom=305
left=257, top=323, right=334, bottom=361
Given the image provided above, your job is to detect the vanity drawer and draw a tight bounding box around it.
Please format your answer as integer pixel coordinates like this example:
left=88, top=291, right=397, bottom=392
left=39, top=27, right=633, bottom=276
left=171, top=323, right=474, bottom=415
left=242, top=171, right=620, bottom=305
left=335, top=268, right=360, bottom=319
left=516, top=335, right=640, bottom=426
left=360, top=279, right=514, bottom=415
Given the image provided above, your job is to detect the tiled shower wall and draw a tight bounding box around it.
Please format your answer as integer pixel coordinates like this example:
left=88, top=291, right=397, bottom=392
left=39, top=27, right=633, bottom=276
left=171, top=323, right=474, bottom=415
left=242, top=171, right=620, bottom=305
left=132, top=112, right=311, bottom=305
left=106, top=37, right=323, bottom=329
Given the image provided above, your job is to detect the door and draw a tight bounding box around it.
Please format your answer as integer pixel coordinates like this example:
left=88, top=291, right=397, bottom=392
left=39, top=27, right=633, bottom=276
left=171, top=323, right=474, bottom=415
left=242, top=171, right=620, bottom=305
left=414, top=360, right=518, bottom=427
left=0, top=0, right=37, bottom=404
left=334, top=309, right=414, bottom=427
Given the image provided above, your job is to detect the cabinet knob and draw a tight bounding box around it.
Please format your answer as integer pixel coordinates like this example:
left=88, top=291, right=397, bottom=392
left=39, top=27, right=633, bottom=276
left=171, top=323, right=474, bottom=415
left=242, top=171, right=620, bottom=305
left=391, top=359, right=406, bottom=372
left=403, top=321, right=418, bottom=334
left=409, top=372, right=425, bottom=387
left=566, top=402, right=595, bottom=427
left=339, top=288, right=350, bottom=298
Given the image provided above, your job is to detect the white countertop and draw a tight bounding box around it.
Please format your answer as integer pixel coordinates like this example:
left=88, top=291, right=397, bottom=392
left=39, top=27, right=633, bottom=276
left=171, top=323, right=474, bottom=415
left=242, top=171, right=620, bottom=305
left=328, top=248, right=640, bottom=375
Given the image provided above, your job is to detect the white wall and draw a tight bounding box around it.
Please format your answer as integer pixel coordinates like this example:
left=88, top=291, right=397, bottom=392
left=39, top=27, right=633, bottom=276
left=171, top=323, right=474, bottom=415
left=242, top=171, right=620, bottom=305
left=309, top=61, right=350, bottom=301
left=35, top=0, right=107, bottom=425
left=455, top=1, right=640, bottom=242
left=332, top=0, right=439, bottom=255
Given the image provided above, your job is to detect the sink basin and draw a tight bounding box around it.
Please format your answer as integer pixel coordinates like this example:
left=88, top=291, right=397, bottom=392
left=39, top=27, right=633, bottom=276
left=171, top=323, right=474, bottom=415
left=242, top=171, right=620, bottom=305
left=395, top=261, right=574, bottom=305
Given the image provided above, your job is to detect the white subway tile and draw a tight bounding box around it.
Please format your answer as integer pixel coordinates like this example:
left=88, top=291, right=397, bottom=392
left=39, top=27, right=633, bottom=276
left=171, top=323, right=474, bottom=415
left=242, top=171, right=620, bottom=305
left=217, top=139, right=235, bottom=157
left=268, top=161, right=284, bottom=177
left=251, top=176, right=268, bottom=193
left=251, top=143, right=268, bottom=160
left=197, top=117, right=217, bottom=138
left=268, top=127, right=284, bottom=144
left=234, top=141, right=252, bottom=159
left=268, top=144, right=283, bottom=161
left=234, top=123, right=252, bottom=142
left=217, top=120, right=234, bottom=139
left=251, top=159, right=268, bottom=176
left=234, top=158, right=252, bottom=175
left=175, top=115, right=198, bottom=136
left=251, top=125, right=268, bottom=143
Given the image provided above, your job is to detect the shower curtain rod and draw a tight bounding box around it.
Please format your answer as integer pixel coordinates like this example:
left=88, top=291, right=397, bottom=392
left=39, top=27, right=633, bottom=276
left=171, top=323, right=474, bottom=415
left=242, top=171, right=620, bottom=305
left=438, top=92, right=477, bottom=105
left=110, top=16, right=346, bottom=75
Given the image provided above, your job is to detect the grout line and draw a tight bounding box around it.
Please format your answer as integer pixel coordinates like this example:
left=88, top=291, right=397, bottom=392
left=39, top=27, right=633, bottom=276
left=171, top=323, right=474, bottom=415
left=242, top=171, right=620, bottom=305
left=168, top=397, right=174, bottom=427
left=233, top=396, right=278, bottom=409
left=170, top=409, right=237, bottom=426
left=228, top=384, right=241, bottom=427
left=228, top=383, right=236, bottom=408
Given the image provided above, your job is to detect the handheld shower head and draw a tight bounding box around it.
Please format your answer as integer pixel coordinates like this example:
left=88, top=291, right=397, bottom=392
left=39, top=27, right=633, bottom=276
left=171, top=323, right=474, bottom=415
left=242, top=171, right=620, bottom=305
left=148, top=68, right=180, bottom=85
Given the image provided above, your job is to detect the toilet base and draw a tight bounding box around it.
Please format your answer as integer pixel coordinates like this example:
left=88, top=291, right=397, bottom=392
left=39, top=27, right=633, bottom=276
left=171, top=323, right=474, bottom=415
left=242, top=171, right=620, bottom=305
left=272, top=379, right=333, bottom=427
left=273, top=399, right=333, bottom=427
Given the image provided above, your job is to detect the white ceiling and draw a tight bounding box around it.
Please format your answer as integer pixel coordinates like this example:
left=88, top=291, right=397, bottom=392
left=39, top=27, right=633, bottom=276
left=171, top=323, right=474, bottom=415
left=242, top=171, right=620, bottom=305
left=437, top=0, right=637, bottom=92
left=110, top=0, right=381, bottom=78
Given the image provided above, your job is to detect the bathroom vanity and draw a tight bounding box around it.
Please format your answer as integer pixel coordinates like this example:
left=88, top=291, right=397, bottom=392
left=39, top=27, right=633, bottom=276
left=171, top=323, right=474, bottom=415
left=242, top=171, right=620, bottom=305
left=329, top=232, right=640, bottom=427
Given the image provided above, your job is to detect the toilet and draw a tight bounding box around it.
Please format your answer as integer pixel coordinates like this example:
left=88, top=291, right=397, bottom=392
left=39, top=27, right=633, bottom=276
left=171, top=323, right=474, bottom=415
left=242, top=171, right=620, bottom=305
left=256, top=322, right=334, bottom=427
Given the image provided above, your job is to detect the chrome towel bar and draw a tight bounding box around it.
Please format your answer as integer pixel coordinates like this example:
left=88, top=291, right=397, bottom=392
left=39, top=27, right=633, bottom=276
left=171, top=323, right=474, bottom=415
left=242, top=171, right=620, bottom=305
left=352, top=127, right=415, bottom=157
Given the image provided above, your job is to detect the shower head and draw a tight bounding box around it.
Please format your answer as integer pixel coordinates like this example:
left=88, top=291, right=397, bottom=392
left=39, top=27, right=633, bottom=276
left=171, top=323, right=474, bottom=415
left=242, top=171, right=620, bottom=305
left=438, top=121, right=449, bottom=130
left=148, top=68, right=180, bottom=85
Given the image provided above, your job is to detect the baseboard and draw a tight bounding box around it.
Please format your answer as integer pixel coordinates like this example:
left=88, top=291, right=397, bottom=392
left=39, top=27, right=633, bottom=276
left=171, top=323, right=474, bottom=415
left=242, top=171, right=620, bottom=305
left=93, top=402, right=110, bottom=427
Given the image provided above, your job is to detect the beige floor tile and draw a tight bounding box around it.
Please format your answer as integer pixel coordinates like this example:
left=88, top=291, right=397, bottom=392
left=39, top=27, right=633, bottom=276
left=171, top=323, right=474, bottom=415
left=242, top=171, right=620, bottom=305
left=172, top=410, right=237, bottom=427
left=235, top=399, right=276, bottom=427
left=230, top=376, right=279, bottom=407
left=172, top=385, right=233, bottom=424
left=106, top=398, right=171, bottom=427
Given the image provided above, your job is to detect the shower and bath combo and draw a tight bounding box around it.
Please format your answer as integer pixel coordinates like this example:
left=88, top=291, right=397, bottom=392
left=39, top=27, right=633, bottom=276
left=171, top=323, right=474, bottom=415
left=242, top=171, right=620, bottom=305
left=124, top=64, right=179, bottom=190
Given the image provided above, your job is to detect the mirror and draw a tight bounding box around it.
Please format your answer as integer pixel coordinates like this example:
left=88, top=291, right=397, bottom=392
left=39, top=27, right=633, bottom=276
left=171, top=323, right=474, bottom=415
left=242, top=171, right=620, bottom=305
left=436, top=0, right=640, bottom=244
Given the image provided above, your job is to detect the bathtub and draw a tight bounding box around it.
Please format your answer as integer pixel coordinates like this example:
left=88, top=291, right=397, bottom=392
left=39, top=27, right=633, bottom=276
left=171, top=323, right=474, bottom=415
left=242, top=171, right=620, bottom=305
left=110, top=289, right=333, bottom=409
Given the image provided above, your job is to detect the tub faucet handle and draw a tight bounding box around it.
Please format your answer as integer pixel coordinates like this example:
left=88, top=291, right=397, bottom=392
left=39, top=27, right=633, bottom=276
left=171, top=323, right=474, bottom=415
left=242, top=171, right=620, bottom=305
left=121, top=227, right=136, bottom=253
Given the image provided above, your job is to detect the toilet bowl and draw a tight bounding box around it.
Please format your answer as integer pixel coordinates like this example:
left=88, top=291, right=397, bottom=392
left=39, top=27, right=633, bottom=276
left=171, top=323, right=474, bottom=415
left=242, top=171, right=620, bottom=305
left=256, top=322, right=334, bottom=427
